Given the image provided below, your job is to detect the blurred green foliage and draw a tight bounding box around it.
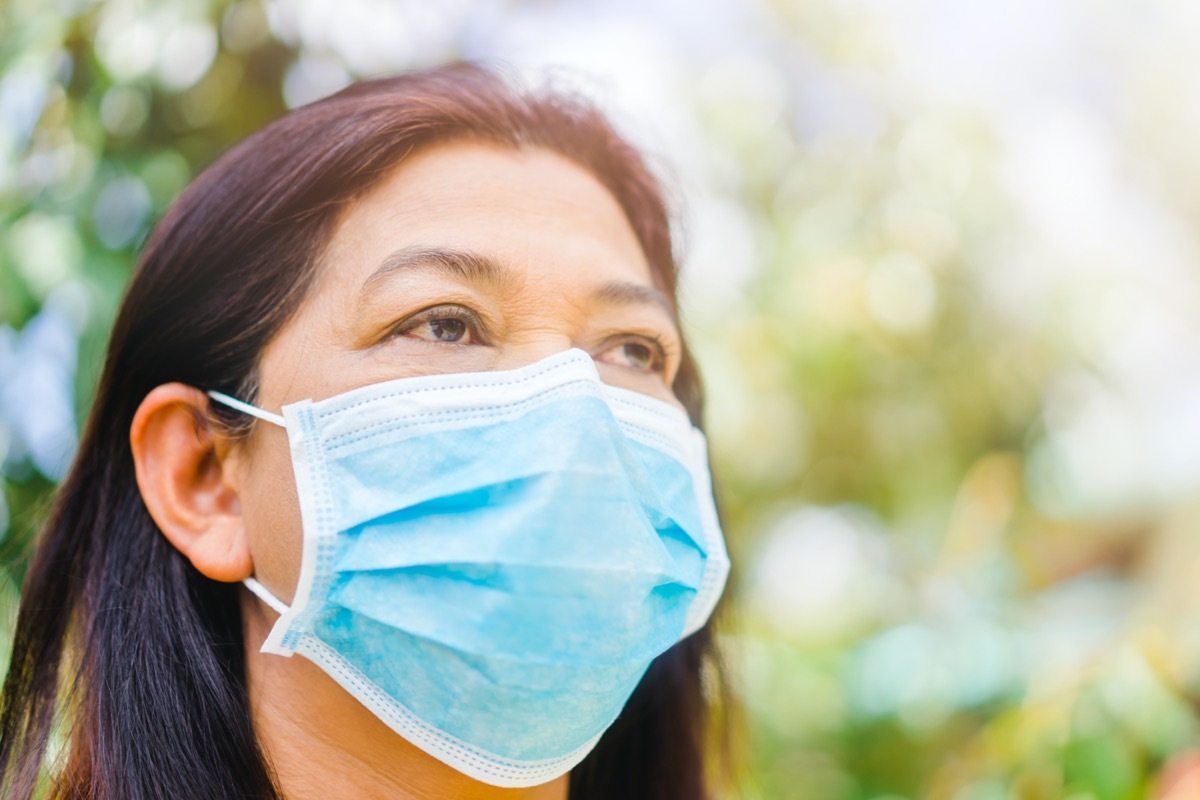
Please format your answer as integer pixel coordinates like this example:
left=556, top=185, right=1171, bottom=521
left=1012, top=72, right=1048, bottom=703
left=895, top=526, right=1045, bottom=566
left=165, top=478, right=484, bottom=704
left=4, top=1, right=1200, bottom=799
left=1, top=0, right=293, bottom=568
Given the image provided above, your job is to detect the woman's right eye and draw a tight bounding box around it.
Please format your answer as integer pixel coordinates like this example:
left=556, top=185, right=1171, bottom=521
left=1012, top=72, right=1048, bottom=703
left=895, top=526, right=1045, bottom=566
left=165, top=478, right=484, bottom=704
left=390, top=305, right=483, bottom=346
left=418, top=317, right=469, bottom=343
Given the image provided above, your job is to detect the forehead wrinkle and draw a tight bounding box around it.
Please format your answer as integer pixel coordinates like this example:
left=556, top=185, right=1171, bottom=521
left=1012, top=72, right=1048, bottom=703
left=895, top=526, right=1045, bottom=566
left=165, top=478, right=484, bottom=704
left=358, top=245, right=519, bottom=305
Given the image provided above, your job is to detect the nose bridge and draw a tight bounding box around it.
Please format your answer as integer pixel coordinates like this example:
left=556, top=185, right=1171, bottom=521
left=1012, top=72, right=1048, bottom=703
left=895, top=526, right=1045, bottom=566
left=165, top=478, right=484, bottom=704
left=492, top=334, right=583, bottom=372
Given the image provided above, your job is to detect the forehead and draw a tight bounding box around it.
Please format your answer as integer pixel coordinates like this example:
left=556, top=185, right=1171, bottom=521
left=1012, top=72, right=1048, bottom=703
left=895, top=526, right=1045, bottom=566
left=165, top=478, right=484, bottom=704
left=316, top=140, right=656, bottom=294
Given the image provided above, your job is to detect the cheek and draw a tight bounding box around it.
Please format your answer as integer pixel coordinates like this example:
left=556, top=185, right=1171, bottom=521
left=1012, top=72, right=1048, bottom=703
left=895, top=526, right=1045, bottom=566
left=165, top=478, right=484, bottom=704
left=593, top=360, right=683, bottom=406
left=241, top=432, right=305, bottom=603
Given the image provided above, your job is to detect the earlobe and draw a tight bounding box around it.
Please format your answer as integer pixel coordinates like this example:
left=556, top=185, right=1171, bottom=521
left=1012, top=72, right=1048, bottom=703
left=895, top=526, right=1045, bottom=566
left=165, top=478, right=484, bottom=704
left=130, top=383, right=253, bottom=583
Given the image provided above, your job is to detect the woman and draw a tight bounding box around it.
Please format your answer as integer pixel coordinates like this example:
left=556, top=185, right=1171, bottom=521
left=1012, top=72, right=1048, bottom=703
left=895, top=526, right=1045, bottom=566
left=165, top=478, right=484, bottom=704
left=0, top=64, right=730, bottom=799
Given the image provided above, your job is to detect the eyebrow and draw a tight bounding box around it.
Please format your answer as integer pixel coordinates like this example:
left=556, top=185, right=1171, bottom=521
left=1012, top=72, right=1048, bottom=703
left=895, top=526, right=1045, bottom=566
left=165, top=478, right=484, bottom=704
left=358, top=245, right=677, bottom=318
left=359, top=246, right=517, bottom=300
left=592, top=279, right=675, bottom=317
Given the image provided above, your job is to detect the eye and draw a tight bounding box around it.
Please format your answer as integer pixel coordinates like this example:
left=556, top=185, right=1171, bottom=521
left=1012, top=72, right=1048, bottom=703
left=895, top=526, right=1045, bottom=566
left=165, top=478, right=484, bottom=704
left=390, top=305, right=484, bottom=346
left=596, top=338, right=666, bottom=373
left=425, top=318, right=468, bottom=342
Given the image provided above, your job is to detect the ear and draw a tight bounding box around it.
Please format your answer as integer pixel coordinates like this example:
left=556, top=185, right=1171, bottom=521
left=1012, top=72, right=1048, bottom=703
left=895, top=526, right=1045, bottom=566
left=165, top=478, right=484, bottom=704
left=130, top=383, right=253, bottom=582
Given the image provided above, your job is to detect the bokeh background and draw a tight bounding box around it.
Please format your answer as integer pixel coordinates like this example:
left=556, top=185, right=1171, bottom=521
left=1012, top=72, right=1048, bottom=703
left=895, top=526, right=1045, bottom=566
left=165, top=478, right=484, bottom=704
left=5, top=1, right=1200, bottom=798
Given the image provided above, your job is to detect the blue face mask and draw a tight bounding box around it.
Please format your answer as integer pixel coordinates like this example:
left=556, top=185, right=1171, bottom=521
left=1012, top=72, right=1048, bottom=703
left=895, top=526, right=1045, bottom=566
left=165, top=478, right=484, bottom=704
left=207, top=348, right=729, bottom=787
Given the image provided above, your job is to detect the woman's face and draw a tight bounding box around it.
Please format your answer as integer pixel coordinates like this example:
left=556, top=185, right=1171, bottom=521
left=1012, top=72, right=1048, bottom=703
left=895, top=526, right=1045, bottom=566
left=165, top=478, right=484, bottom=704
left=232, top=140, right=685, bottom=604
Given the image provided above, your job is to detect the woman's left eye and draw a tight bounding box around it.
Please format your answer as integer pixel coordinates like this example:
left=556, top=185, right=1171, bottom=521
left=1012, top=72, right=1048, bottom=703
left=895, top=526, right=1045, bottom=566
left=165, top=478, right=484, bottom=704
left=597, top=340, right=664, bottom=373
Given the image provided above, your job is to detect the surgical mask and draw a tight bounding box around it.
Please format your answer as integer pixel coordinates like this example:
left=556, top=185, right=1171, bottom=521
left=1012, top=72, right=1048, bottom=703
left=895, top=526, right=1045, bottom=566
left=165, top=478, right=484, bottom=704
left=207, top=348, right=729, bottom=787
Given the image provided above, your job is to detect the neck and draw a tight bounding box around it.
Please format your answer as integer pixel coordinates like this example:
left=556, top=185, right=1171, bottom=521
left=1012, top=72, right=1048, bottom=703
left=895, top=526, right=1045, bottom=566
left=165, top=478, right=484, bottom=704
left=241, top=597, right=569, bottom=800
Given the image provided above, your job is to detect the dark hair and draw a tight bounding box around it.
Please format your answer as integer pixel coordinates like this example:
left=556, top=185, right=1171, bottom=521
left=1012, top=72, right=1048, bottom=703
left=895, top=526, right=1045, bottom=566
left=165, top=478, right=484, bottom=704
left=0, top=63, right=726, bottom=799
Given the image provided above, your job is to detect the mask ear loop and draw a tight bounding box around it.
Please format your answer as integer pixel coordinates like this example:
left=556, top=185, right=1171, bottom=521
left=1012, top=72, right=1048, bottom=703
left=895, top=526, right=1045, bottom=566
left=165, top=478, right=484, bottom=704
left=206, top=390, right=286, bottom=428
left=205, top=389, right=291, bottom=615
left=244, top=577, right=290, bottom=615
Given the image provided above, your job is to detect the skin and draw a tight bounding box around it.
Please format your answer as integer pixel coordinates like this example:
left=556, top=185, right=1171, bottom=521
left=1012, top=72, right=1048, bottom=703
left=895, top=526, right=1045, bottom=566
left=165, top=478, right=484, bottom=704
left=129, top=141, right=685, bottom=799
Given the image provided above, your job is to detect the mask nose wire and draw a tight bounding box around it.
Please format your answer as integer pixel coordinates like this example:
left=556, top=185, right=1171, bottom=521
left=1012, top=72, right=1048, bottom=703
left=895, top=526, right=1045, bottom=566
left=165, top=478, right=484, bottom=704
left=206, top=390, right=287, bottom=428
